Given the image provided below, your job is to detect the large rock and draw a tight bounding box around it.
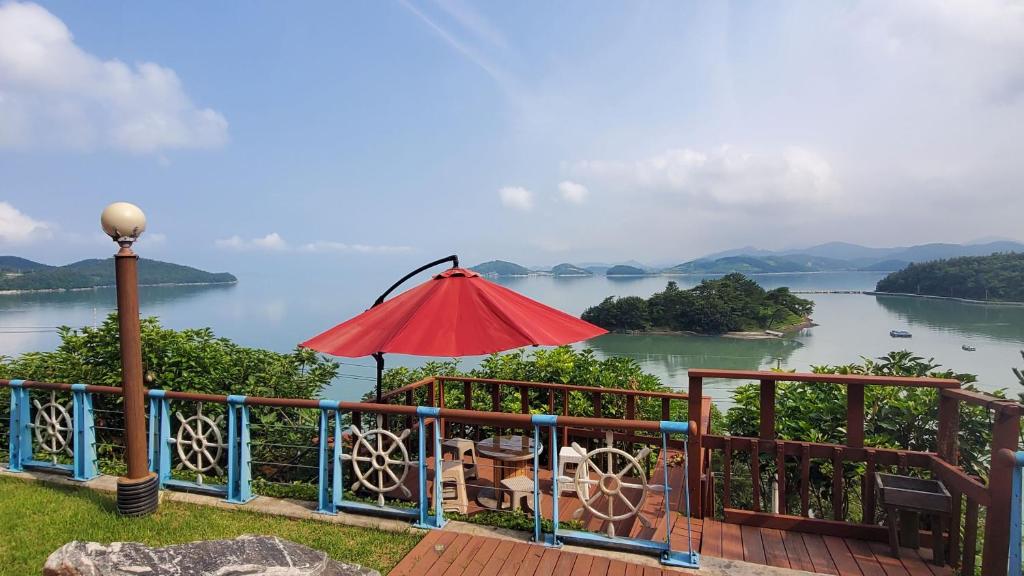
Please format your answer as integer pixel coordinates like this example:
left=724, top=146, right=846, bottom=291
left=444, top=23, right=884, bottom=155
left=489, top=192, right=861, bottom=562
left=43, top=535, right=380, bottom=576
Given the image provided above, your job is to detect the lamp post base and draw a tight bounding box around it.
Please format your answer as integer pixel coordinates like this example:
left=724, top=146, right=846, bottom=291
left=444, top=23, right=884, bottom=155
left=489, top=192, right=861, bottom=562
left=117, top=473, right=159, bottom=517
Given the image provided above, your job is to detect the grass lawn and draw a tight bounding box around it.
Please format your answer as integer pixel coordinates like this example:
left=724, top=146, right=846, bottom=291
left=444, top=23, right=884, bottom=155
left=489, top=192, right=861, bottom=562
left=0, top=476, right=421, bottom=576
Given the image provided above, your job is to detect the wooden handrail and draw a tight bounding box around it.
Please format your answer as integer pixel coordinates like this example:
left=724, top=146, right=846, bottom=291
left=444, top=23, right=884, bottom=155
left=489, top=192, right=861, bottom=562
left=378, top=376, right=436, bottom=401
left=435, top=375, right=690, bottom=399
left=686, top=369, right=961, bottom=388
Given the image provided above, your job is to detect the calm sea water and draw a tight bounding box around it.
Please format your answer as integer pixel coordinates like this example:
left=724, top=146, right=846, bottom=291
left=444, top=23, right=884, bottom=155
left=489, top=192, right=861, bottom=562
left=2, top=270, right=1022, bottom=405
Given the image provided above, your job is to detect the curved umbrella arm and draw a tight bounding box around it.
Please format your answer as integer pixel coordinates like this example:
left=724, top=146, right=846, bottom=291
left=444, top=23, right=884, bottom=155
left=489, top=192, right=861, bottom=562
left=373, top=255, right=459, bottom=308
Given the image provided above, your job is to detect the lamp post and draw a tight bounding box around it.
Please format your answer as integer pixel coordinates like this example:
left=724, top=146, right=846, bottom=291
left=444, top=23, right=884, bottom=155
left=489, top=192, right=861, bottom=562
left=101, top=202, right=159, bottom=516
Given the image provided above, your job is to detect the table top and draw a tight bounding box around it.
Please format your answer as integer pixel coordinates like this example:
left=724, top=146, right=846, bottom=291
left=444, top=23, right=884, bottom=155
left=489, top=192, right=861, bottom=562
left=475, top=435, right=543, bottom=461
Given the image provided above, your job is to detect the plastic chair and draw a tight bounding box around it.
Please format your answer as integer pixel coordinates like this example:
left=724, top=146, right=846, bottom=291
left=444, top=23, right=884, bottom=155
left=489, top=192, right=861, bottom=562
left=440, top=461, right=469, bottom=514
left=442, top=438, right=479, bottom=480
left=557, top=445, right=590, bottom=499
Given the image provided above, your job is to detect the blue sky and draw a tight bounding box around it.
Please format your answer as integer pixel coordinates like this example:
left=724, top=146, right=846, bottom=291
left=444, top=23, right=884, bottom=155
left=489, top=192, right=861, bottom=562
left=1, top=1, right=1022, bottom=271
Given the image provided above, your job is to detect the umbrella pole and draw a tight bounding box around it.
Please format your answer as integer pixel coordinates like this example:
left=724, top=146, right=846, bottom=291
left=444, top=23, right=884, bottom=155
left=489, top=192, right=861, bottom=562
left=374, top=352, right=384, bottom=402
left=369, top=254, right=458, bottom=403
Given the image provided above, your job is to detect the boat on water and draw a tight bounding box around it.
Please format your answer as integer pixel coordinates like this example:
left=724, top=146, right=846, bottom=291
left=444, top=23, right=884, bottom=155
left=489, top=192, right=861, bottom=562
left=962, top=344, right=976, bottom=351
left=889, top=330, right=912, bottom=338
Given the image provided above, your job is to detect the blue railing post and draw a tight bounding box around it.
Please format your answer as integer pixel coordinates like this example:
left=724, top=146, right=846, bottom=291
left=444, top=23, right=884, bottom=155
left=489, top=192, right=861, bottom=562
left=414, top=406, right=444, bottom=528
left=7, top=380, right=29, bottom=472
left=659, top=420, right=698, bottom=569
left=1010, top=451, right=1024, bottom=576
left=225, top=395, right=253, bottom=504
left=147, top=390, right=170, bottom=487
left=316, top=401, right=336, bottom=514
left=333, top=404, right=344, bottom=510
left=531, top=414, right=558, bottom=545
left=70, top=384, right=97, bottom=481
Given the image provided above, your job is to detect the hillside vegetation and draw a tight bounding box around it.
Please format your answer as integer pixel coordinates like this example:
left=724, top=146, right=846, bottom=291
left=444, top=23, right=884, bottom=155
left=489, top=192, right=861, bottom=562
left=581, top=274, right=813, bottom=334
left=605, top=264, right=648, bottom=276
left=470, top=260, right=530, bottom=276
left=551, top=263, right=592, bottom=276
left=0, top=257, right=236, bottom=291
left=875, top=252, right=1024, bottom=302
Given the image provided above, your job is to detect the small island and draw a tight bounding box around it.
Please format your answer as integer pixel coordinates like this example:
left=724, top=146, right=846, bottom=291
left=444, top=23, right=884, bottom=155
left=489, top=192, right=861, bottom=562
left=551, top=263, right=592, bottom=277
left=605, top=264, right=650, bottom=276
left=0, top=256, right=237, bottom=292
left=874, top=252, right=1024, bottom=303
left=470, top=260, right=531, bottom=277
left=581, top=273, right=814, bottom=336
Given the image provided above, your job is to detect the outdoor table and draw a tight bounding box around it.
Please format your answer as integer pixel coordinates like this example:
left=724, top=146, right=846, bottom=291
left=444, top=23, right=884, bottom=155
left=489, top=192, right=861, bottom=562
left=475, top=435, right=543, bottom=510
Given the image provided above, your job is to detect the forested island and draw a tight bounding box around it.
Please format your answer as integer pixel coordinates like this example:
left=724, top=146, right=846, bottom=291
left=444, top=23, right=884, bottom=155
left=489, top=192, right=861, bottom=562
left=0, top=256, right=237, bottom=292
left=875, top=252, right=1024, bottom=302
left=581, top=273, right=814, bottom=334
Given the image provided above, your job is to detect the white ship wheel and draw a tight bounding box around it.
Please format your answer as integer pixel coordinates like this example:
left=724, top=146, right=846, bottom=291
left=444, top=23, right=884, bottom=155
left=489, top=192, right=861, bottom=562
left=571, top=431, right=658, bottom=538
left=341, top=415, right=414, bottom=506
left=31, top=392, right=72, bottom=460
left=172, top=402, right=227, bottom=482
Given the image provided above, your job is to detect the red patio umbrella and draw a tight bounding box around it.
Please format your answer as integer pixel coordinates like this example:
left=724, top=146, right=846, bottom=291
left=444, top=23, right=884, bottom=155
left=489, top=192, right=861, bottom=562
left=301, top=255, right=607, bottom=400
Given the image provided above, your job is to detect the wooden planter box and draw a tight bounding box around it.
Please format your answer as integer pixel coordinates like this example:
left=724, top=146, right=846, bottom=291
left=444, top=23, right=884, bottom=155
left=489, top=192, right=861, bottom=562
left=875, top=473, right=951, bottom=513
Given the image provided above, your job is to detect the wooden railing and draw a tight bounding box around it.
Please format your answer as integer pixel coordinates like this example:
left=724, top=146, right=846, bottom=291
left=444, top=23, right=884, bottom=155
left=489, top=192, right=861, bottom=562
left=378, top=375, right=709, bottom=454
left=686, top=369, right=1020, bottom=576
left=378, top=371, right=1024, bottom=574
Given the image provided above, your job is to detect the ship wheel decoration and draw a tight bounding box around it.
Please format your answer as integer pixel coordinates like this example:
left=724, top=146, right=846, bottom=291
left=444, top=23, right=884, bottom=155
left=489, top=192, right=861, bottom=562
left=171, top=403, right=227, bottom=483
left=571, top=431, right=660, bottom=538
left=31, top=392, right=73, bottom=461
left=342, top=415, right=414, bottom=506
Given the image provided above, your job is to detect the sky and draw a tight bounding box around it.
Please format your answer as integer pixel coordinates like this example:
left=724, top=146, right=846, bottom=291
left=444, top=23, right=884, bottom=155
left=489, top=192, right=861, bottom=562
left=1, top=0, right=1022, bottom=272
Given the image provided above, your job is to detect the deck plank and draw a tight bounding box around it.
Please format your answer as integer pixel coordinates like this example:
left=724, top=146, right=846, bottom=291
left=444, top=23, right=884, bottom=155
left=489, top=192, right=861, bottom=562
left=532, top=548, right=561, bottom=576
left=514, top=544, right=545, bottom=576
left=624, top=562, right=644, bottom=576
left=740, top=524, right=767, bottom=565
left=845, top=538, right=887, bottom=576
left=780, top=530, right=815, bottom=572
left=464, top=536, right=503, bottom=574
left=385, top=528, right=446, bottom=573
left=761, top=528, right=791, bottom=569
left=607, top=559, right=629, bottom=576
left=552, top=551, right=579, bottom=575
left=822, top=535, right=864, bottom=576
left=588, top=556, right=611, bottom=576
left=571, top=553, right=594, bottom=575
left=496, top=543, right=532, bottom=576
left=865, top=542, right=910, bottom=576
left=910, top=547, right=953, bottom=576
left=430, top=534, right=474, bottom=575
left=478, top=539, right=518, bottom=576
left=700, top=518, right=723, bottom=558
left=801, top=533, right=840, bottom=575
left=720, top=521, right=744, bottom=560
left=441, top=535, right=487, bottom=576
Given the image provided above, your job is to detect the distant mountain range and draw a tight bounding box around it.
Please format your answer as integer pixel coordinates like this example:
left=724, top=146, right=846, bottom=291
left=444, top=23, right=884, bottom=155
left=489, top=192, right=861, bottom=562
left=0, top=256, right=237, bottom=292
left=472, top=240, right=1024, bottom=277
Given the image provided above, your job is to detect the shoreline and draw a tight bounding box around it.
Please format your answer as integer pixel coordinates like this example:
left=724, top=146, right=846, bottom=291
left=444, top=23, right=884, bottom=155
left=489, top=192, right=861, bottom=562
left=0, top=280, right=238, bottom=296
left=865, top=291, right=1024, bottom=307
left=615, top=317, right=816, bottom=340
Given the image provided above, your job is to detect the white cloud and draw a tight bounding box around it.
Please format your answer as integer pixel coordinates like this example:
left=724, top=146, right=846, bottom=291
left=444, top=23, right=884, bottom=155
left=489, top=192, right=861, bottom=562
left=214, top=232, right=287, bottom=252
left=0, top=1, right=227, bottom=153
left=570, top=146, right=840, bottom=209
left=558, top=181, right=588, bottom=204
left=216, top=233, right=411, bottom=255
left=498, top=186, right=534, bottom=211
left=0, top=201, right=50, bottom=244
left=298, top=241, right=412, bottom=254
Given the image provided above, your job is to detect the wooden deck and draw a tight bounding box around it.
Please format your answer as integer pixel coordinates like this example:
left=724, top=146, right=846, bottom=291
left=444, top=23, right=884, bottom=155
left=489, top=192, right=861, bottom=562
left=391, top=520, right=956, bottom=576
left=696, top=518, right=953, bottom=576
left=389, top=531, right=676, bottom=576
